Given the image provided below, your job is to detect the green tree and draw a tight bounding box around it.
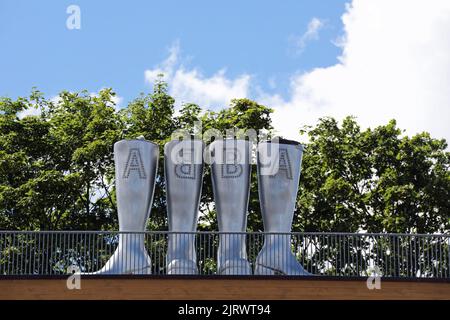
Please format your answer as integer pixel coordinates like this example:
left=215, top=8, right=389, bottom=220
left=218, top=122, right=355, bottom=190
left=197, top=98, right=274, bottom=231
left=296, top=117, right=450, bottom=233
left=0, top=88, right=123, bottom=230
left=120, top=75, right=177, bottom=230
left=1, top=81, right=448, bottom=235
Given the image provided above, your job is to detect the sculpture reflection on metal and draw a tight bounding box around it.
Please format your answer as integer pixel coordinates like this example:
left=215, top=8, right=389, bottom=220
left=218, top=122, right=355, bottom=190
left=93, top=138, right=158, bottom=274
left=165, top=138, right=204, bottom=274
left=255, top=139, right=310, bottom=275
left=210, top=139, right=252, bottom=275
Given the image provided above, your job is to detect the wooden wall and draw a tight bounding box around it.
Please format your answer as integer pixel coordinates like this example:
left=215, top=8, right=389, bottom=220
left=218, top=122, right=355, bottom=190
left=1, top=276, right=449, bottom=300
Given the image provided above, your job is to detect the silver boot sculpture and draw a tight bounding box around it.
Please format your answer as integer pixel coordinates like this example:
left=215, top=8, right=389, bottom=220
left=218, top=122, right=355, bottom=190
left=210, top=139, right=252, bottom=275
left=255, top=139, right=309, bottom=275
left=93, top=138, right=158, bottom=274
left=165, top=138, right=204, bottom=274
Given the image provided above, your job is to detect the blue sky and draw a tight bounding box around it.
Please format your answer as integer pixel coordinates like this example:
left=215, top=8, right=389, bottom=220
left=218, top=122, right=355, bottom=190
left=0, top=0, right=346, bottom=102
left=1, top=1, right=449, bottom=142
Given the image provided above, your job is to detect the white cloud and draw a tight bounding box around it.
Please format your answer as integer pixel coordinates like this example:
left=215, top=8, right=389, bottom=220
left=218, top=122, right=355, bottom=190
left=289, top=17, right=324, bottom=55
left=18, top=96, right=59, bottom=118
left=144, top=0, right=450, bottom=143
left=144, top=42, right=251, bottom=109
left=17, top=106, right=41, bottom=118
left=144, top=41, right=180, bottom=84
left=50, top=95, right=62, bottom=104
left=110, top=94, right=123, bottom=109
left=268, top=0, right=450, bottom=142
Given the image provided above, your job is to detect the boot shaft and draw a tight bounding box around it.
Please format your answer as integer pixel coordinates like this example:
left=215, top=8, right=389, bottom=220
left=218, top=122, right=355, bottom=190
left=114, top=139, right=159, bottom=232
left=210, top=139, right=252, bottom=232
left=210, top=139, right=252, bottom=274
left=257, top=140, right=303, bottom=232
left=164, top=139, right=204, bottom=232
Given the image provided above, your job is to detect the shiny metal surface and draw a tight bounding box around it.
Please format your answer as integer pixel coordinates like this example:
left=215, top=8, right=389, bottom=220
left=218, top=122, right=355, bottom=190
left=210, top=139, right=252, bottom=275
left=93, top=139, right=158, bottom=274
left=165, top=139, right=204, bottom=274
left=255, top=140, right=309, bottom=275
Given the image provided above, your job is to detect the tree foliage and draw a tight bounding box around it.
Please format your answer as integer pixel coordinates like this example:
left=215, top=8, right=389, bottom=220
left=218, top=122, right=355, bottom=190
left=0, top=80, right=448, bottom=233
left=296, top=117, right=450, bottom=233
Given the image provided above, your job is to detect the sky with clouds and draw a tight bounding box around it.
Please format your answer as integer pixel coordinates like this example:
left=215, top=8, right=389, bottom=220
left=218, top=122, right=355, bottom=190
left=1, top=0, right=449, bottom=142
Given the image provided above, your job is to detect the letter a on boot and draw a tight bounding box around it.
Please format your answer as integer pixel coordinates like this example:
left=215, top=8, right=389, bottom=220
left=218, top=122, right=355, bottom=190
left=210, top=139, right=252, bottom=275
left=255, top=139, right=310, bottom=275
left=92, top=138, right=158, bottom=274
left=165, top=138, right=204, bottom=274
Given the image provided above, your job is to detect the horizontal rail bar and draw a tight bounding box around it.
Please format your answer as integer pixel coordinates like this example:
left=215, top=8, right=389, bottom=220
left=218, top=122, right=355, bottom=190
left=1, top=230, right=449, bottom=237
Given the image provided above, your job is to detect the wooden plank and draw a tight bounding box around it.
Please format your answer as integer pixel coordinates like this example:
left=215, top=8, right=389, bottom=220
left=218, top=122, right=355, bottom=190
left=1, top=278, right=449, bottom=300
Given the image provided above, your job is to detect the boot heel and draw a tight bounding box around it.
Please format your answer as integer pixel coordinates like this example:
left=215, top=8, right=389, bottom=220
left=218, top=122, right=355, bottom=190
left=254, top=264, right=276, bottom=275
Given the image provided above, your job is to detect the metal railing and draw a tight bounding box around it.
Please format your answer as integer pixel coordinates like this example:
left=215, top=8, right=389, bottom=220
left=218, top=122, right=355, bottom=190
left=0, top=231, right=449, bottom=278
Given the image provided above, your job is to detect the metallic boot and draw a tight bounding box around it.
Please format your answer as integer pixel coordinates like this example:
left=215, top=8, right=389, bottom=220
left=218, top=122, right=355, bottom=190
left=255, top=139, right=309, bottom=275
left=93, top=139, right=158, bottom=274
left=165, top=139, right=204, bottom=275
left=210, top=139, right=252, bottom=275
